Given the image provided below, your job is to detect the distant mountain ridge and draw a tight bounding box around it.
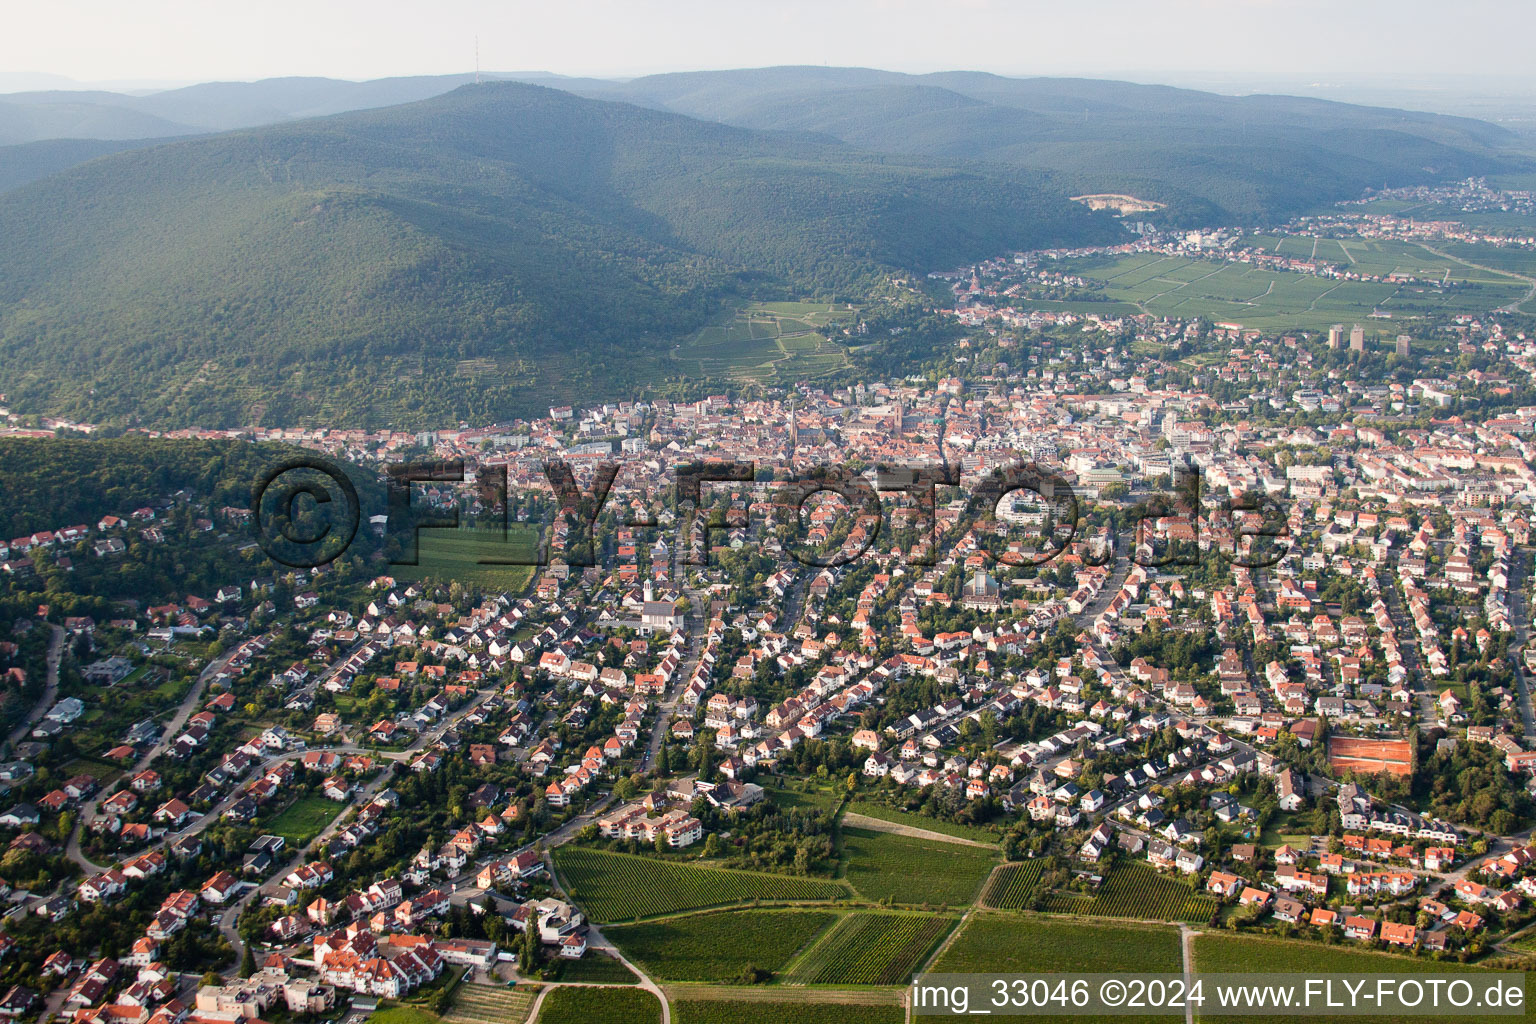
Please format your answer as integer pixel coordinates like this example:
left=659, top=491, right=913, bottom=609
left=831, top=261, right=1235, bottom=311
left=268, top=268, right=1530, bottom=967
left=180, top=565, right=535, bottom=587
left=3, top=66, right=1526, bottom=222
left=0, top=72, right=606, bottom=144
left=573, top=67, right=1524, bottom=222
left=3, top=66, right=1530, bottom=219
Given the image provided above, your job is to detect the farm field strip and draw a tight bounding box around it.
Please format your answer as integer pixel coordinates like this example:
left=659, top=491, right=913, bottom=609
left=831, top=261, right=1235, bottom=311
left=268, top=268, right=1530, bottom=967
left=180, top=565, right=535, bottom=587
left=1040, top=893, right=1095, bottom=914
left=840, top=826, right=997, bottom=907
left=672, top=301, right=855, bottom=382
left=444, top=983, right=538, bottom=1024
left=1441, top=241, right=1536, bottom=276
left=552, top=954, right=637, bottom=984
left=671, top=999, right=905, bottom=1023
left=393, top=525, right=539, bottom=593
left=842, top=801, right=1000, bottom=843
left=534, top=986, right=661, bottom=1024
left=1192, top=933, right=1531, bottom=1024
left=982, top=861, right=1045, bottom=909
left=933, top=914, right=1182, bottom=974
left=1039, top=247, right=1530, bottom=330
left=784, top=911, right=958, bottom=986
left=604, top=908, right=838, bottom=982
left=662, top=985, right=903, bottom=1004
left=1040, top=863, right=1216, bottom=923
left=554, top=847, right=848, bottom=922
left=1089, top=253, right=1176, bottom=285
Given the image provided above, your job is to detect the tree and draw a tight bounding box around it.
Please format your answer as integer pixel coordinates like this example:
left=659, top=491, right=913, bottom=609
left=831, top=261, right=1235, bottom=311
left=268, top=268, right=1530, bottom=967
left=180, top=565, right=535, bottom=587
left=239, top=944, right=256, bottom=978
left=521, top=922, right=541, bottom=974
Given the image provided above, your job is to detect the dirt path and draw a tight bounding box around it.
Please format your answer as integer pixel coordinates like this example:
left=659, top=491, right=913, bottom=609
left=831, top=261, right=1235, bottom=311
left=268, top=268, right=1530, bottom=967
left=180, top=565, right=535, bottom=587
left=1180, top=925, right=1199, bottom=1024
left=522, top=893, right=671, bottom=1023
left=525, top=956, right=670, bottom=1024
left=1243, top=280, right=1274, bottom=304
left=1304, top=281, right=1342, bottom=313
left=902, top=908, right=973, bottom=1022
left=841, top=812, right=997, bottom=849
left=919, top=907, right=970, bottom=973
left=1137, top=262, right=1228, bottom=313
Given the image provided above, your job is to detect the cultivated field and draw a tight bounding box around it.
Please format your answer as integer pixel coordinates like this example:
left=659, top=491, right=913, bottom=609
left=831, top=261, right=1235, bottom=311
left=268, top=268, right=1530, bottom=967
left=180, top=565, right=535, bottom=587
left=1039, top=893, right=1096, bottom=914
left=671, top=998, right=903, bottom=1024
left=1056, top=245, right=1530, bottom=330
left=535, top=986, right=660, bottom=1024
left=783, top=911, right=957, bottom=985
left=604, top=908, right=838, bottom=982
left=844, top=801, right=1002, bottom=842
left=368, top=1008, right=440, bottom=1024
left=840, top=826, right=996, bottom=907
left=1193, top=933, right=1531, bottom=1024
left=1441, top=241, right=1536, bottom=278
left=933, top=914, right=1182, bottom=974
left=672, top=302, right=855, bottom=383
left=1039, top=863, right=1215, bottom=923
left=1246, top=235, right=1523, bottom=286
left=982, top=861, right=1045, bottom=909
left=554, top=847, right=847, bottom=923
left=550, top=954, right=636, bottom=984
left=444, top=982, right=538, bottom=1024
left=58, top=758, right=122, bottom=783
left=394, top=525, right=539, bottom=594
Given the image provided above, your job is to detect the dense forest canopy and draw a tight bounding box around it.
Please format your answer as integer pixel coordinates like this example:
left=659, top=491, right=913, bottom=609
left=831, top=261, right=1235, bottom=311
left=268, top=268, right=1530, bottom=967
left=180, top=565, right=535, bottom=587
left=0, top=437, right=371, bottom=539
left=551, top=67, right=1534, bottom=225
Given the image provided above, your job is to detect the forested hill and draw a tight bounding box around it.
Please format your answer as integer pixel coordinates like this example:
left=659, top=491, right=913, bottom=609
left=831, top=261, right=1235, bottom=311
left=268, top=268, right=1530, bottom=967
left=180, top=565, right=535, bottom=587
left=0, top=437, right=309, bottom=539
left=569, top=67, right=1531, bottom=224
left=5, top=67, right=1526, bottom=219
left=0, top=81, right=1113, bottom=429
left=0, top=136, right=192, bottom=193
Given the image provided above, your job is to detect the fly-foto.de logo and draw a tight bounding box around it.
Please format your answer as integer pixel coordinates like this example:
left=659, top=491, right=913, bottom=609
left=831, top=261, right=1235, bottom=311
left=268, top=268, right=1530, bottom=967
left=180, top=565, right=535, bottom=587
left=251, top=458, right=1290, bottom=572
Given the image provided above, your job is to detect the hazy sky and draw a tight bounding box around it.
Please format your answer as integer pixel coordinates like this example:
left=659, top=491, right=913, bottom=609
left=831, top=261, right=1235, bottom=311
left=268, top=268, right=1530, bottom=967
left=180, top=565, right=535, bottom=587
left=6, top=0, right=1536, bottom=88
